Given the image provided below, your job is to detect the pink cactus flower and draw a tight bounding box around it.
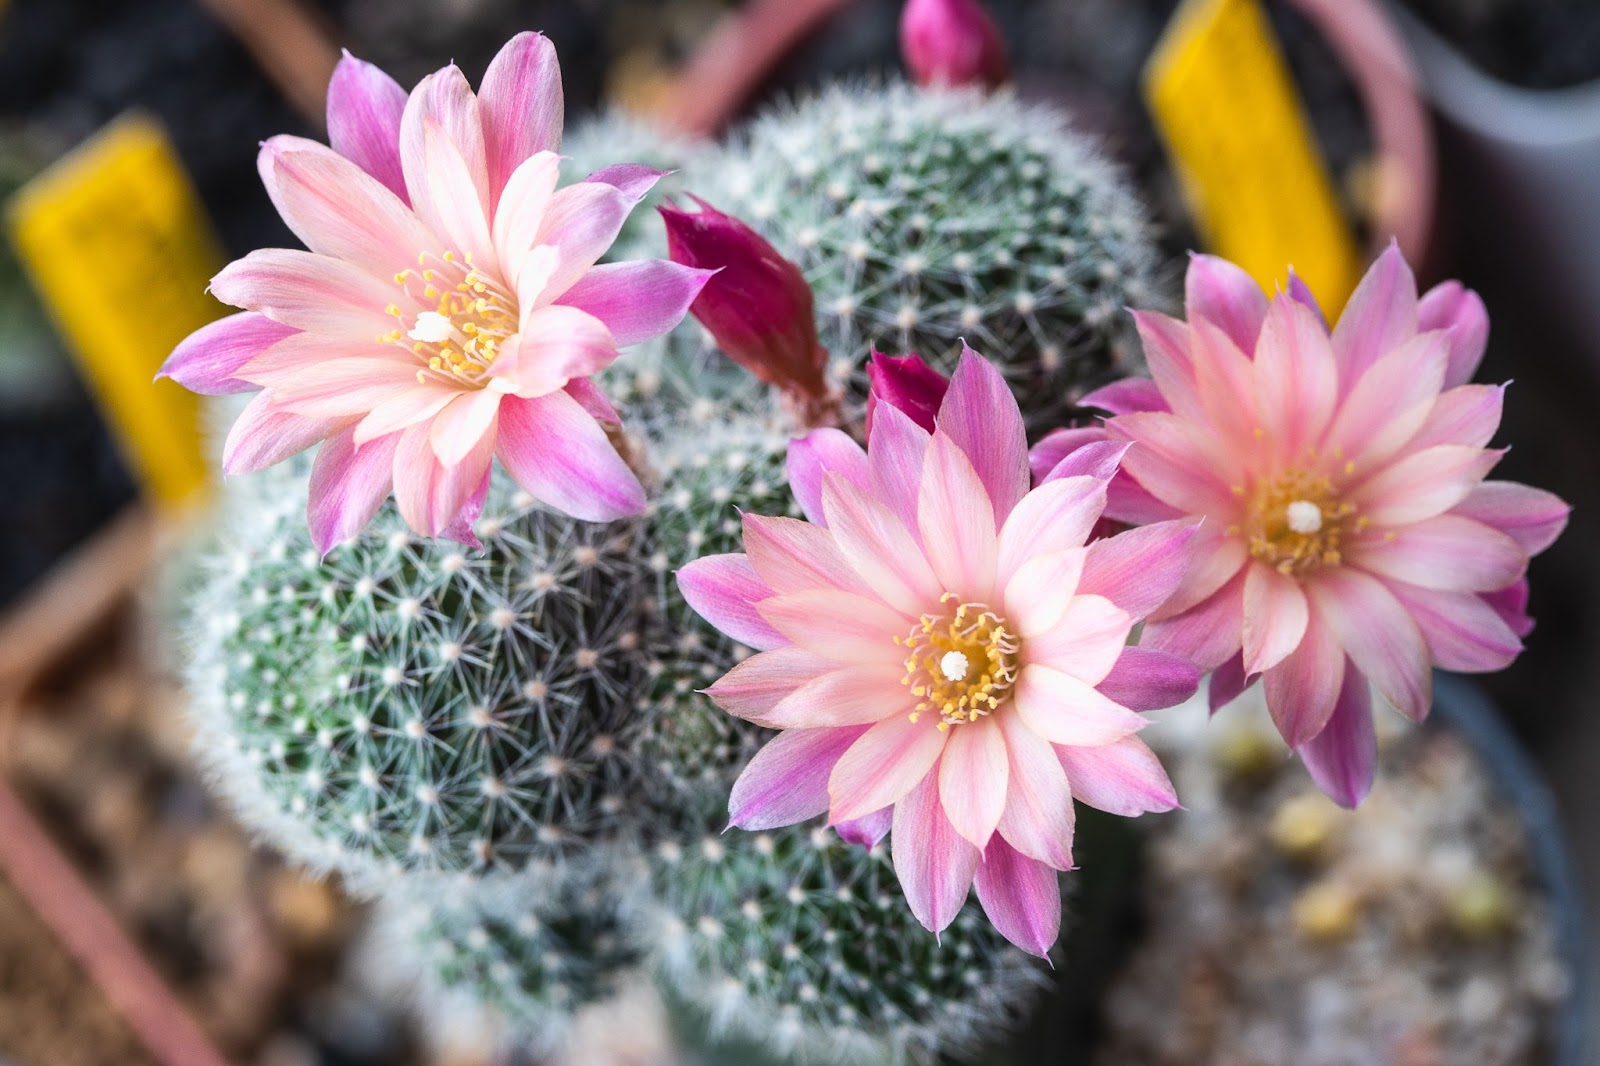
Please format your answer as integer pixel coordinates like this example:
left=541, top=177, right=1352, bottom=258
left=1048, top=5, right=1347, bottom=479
left=900, top=0, right=1010, bottom=90
left=160, top=34, right=711, bottom=551
left=677, top=347, right=1201, bottom=957
left=1034, top=246, right=1569, bottom=807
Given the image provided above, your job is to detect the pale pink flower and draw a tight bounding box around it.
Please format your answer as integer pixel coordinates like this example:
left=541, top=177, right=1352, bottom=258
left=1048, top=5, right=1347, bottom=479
left=677, top=348, right=1201, bottom=957
left=160, top=34, right=711, bottom=551
left=1035, top=246, right=1569, bottom=807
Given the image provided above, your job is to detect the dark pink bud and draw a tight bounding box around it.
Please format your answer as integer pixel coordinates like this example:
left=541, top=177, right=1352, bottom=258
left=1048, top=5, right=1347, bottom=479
left=660, top=196, right=831, bottom=414
left=899, top=0, right=1010, bottom=90
left=866, top=351, right=948, bottom=436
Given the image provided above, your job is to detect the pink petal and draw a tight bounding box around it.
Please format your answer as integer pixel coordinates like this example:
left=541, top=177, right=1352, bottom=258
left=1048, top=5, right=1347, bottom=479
left=786, top=429, right=869, bottom=528
left=1140, top=568, right=1247, bottom=672
left=1012, top=665, right=1147, bottom=746
left=1094, top=647, right=1201, bottom=711
left=399, top=66, right=490, bottom=242
left=729, top=726, right=868, bottom=831
left=1078, top=518, right=1201, bottom=619
left=705, top=646, right=834, bottom=722
left=935, top=346, right=1029, bottom=524
left=581, top=164, right=666, bottom=200
left=821, top=474, right=942, bottom=617
left=1107, top=411, right=1239, bottom=518
left=1418, top=280, right=1489, bottom=389
left=1253, top=295, right=1338, bottom=463
left=937, top=716, right=1009, bottom=849
left=1005, top=549, right=1088, bottom=638
left=478, top=32, right=564, bottom=206
left=1105, top=474, right=1187, bottom=525
left=995, top=711, right=1074, bottom=868
left=1261, top=607, right=1342, bottom=746
left=1388, top=582, right=1523, bottom=672
left=1330, top=241, right=1418, bottom=388
left=222, top=393, right=345, bottom=475
left=973, top=836, right=1060, bottom=958
left=829, top=715, right=948, bottom=823
left=741, top=514, right=861, bottom=596
left=1353, top=445, right=1504, bottom=527
left=210, top=248, right=396, bottom=338
left=766, top=663, right=908, bottom=728
left=995, top=475, right=1107, bottom=587
left=440, top=473, right=488, bottom=548
left=1186, top=316, right=1261, bottom=445
left=564, top=378, right=619, bottom=424
left=1079, top=376, right=1168, bottom=416
left=1408, top=383, right=1504, bottom=451
left=1306, top=568, right=1431, bottom=721
left=159, top=312, right=296, bottom=395
left=1241, top=562, right=1309, bottom=675
left=1484, top=579, right=1534, bottom=639
left=258, top=135, right=433, bottom=276
left=757, top=588, right=908, bottom=664
left=536, top=181, right=638, bottom=300
left=488, top=151, right=561, bottom=287
left=1297, top=659, right=1377, bottom=808
left=867, top=403, right=931, bottom=541
left=326, top=51, right=408, bottom=201
left=495, top=390, right=646, bottom=520
left=352, top=384, right=458, bottom=446
left=1208, top=651, right=1251, bottom=713
left=1021, top=594, right=1133, bottom=687
left=675, top=553, right=785, bottom=652
left=1351, top=514, right=1526, bottom=593
left=1453, top=481, right=1570, bottom=556
left=1056, top=735, right=1178, bottom=816
left=835, top=807, right=892, bottom=847
left=307, top=425, right=400, bottom=555
left=1028, top=427, right=1107, bottom=483
left=1285, top=269, right=1329, bottom=328
left=505, top=305, right=620, bottom=397
left=555, top=260, right=711, bottom=347
left=1324, top=331, right=1449, bottom=469
left=917, top=432, right=999, bottom=600
left=1130, top=310, right=1202, bottom=422
left=1185, top=253, right=1268, bottom=354
left=242, top=352, right=420, bottom=420
left=391, top=417, right=493, bottom=538
left=890, top=772, right=979, bottom=935
left=1041, top=441, right=1131, bottom=486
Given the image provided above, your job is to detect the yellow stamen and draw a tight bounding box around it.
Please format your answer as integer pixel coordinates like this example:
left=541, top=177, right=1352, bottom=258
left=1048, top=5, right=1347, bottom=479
left=898, top=599, right=1021, bottom=728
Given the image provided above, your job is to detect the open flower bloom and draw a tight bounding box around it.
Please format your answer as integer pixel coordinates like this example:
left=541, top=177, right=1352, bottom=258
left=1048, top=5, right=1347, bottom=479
left=677, top=348, right=1201, bottom=957
left=1034, top=247, right=1569, bottom=807
left=160, top=33, right=710, bottom=551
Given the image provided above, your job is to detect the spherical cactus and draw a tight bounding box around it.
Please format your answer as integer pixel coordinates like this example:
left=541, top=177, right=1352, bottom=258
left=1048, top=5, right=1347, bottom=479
left=367, top=860, right=651, bottom=1055
left=179, top=461, right=653, bottom=889
left=653, top=821, right=1051, bottom=1065
left=707, top=81, right=1163, bottom=430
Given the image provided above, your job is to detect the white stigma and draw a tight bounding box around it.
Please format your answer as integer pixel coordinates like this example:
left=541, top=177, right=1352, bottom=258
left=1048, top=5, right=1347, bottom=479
left=408, top=310, right=455, bottom=343
left=939, top=651, right=970, bottom=683
left=1286, top=500, right=1324, bottom=534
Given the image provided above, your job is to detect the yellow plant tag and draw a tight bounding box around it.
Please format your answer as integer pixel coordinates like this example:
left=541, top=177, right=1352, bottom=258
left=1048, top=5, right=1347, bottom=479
left=1144, top=0, right=1362, bottom=314
left=5, top=114, right=222, bottom=509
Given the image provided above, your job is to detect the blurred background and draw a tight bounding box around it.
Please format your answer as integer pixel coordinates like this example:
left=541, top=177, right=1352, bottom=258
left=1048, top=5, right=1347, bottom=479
left=2, top=0, right=1599, bottom=1063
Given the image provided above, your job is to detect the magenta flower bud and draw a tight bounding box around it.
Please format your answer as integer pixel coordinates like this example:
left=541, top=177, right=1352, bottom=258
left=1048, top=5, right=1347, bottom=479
left=660, top=196, right=832, bottom=414
left=899, top=0, right=1010, bottom=90
left=866, top=350, right=948, bottom=436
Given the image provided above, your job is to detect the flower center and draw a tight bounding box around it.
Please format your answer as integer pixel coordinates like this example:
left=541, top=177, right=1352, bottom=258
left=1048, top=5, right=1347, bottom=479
left=896, top=594, right=1020, bottom=730
left=381, top=250, right=517, bottom=386
left=1241, top=468, right=1365, bottom=575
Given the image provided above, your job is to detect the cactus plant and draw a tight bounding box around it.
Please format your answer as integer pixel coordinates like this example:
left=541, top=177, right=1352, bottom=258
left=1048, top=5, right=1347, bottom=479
left=179, top=460, right=652, bottom=889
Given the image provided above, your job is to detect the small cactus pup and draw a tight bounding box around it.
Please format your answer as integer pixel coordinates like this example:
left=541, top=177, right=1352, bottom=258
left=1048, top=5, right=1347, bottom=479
left=366, top=860, right=652, bottom=1058
left=704, top=78, right=1163, bottom=431
left=180, top=460, right=653, bottom=890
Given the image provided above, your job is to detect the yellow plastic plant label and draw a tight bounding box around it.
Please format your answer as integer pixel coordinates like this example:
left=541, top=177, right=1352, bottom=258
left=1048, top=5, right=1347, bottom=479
left=5, top=113, right=222, bottom=508
left=1144, top=0, right=1362, bottom=314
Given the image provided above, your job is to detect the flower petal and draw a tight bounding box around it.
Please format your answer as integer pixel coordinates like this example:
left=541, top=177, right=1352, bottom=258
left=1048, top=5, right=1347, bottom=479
left=352, top=384, right=458, bottom=446
left=159, top=312, right=296, bottom=395
left=1241, top=562, right=1309, bottom=675
left=766, top=663, right=908, bottom=728
left=430, top=390, right=503, bottom=469
left=1418, top=280, right=1489, bottom=389
left=938, top=716, right=1009, bottom=849
left=741, top=514, right=862, bottom=596
left=1331, top=241, right=1418, bottom=387
left=399, top=65, right=490, bottom=242
left=1094, top=647, right=1201, bottom=711
left=1306, top=568, right=1431, bottom=721
left=705, top=646, right=834, bottom=722
left=1351, top=514, right=1526, bottom=593
left=391, top=417, right=493, bottom=538
left=1129, top=310, right=1201, bottom=421
left=1186, top=253, right=1268, bottom=354
left=995, top=475, right=1107, bottom=587
left=210, top=248, right=397, bottom=338
left=222, top=393, right=345, bottom=475
left=1056, top=735, right=1178, bottom=816
left=1208, top=651, right=1251, bottom=713
left=1261, top=607, right=1342, bottom=746
left=1021, top=594, right=1132, bottom=687
left=556, top=260, right=711, bottom=347
left=787, top=429, right=869, bottom=528
left=1352, top=446, right=1503, bottom=527
left=835, top=807, right=892, bottom=847
left=1452, top=481, right=1570, bottom=556
left=1028, top=427, right=1106, bottom=482
left=478, top=32, right=564, bottom=205
left=1387, top=582, right=1523, bottom=672
left=326, top=51, right=408, bottom=201
left=973, top=836, right=1060, bottom=958
left=1253, top=295, right=1338, bottom=463
left=757, top=588, right=909, bottom=663
left=822, top=473, right=942, bottom=616
left=495, top=390, right=645, bottom=521
left=936, top=346, right=1029, bottom=524
left=1296, top=660, right=1377, bottom=808
left=504, top=304, right=620, bottom=397
left=307, top=425, right=399, bottom=555
left=1408, top=383, right=1504, bottom=452
left=1140, top=568, right=1247, bottom=672
left=1079, top=376, right=1168, bottom=416
left=1325, top=331, right=1449, bottom=468
left=1004, top=549, right=1087, bottom=638
left=1078, top=518, right=1201, bottom=619
left=536, top=181, right=639, bottom=300
left=867, top=402, right=931, bottom=541
left=890, top=772, right=979, bottom=935
left=917, top=432, right=999, bottom=600
left=581, top=163, right=666, bottom=199
left=1012, top=665, right=1147, bottom=746
left=729, top=727, right=867, bottom=831
left=488, top=150, right=561, bottom=287
left=1041, top=440, right=1130, bottom=486
left=829, top=715, right=948, bottom=823
left=995, top=710, right=1074, bottom=868
left=676, top=553, right=785, bottom=652
left=1107, top=411, right=1240, bottom=517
